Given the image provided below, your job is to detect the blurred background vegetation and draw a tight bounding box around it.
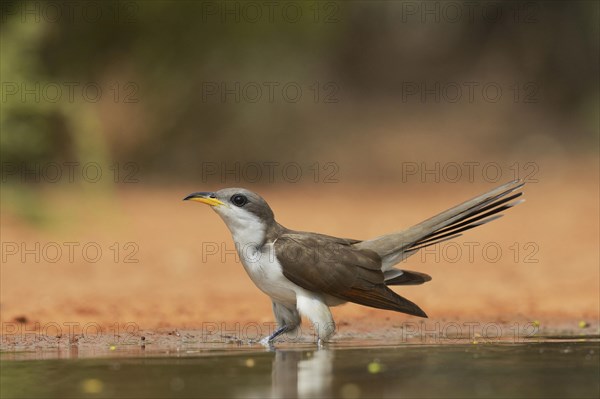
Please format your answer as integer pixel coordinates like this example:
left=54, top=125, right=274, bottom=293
left=1, top=1, right=597, bottom=182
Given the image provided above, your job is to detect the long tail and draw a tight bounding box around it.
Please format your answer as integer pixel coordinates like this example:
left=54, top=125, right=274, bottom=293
left=355, top=179, right=525, bottom=271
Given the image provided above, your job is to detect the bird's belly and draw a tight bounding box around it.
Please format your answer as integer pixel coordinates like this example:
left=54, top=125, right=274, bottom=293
left=238, top=245, right=297, bottom=305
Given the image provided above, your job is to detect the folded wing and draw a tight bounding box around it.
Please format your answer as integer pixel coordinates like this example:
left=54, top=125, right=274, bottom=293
left=275, top=232, right=427, bottom=317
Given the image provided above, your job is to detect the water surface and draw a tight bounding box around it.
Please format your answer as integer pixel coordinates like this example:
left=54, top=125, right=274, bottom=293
left=2, top=340, right=598, bottom=398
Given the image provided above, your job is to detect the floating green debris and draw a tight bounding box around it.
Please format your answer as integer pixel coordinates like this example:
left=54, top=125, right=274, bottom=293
left=367, top=361, right=382, bottom=374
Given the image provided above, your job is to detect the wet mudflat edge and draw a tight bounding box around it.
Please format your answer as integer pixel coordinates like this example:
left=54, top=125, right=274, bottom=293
left=1, top=337, right=600, bottom=361
left=2, top=324, right=599, bottom=361
left=1, top=340, right=599, bottom=399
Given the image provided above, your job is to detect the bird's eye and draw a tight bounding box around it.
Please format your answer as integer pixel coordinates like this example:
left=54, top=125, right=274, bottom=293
left=231, top=194, right=248, bottom=207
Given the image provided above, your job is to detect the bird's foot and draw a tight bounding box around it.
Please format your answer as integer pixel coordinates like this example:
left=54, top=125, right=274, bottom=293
left=259, top=326, right=289, bottom=347
left=317, top=338, right=331, bottom=349
left=259, top=336, right=275, bottom=349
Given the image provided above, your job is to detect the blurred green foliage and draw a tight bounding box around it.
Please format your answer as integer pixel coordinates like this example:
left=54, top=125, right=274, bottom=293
left=0, top=0, right=598, bottom=180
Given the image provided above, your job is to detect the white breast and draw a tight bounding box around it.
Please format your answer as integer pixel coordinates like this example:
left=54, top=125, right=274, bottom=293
left=213, top=206, right=298, bottom=305
left=239, top=242, right=298, bottom=305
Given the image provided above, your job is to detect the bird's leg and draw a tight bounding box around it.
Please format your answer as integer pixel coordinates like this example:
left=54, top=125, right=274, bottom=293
left=260, top=301, right=301, bottom=346
left=314, top=321, right=335, bottom=345
left=268, top=325, right=287, bottom=341
left=296, top=292, right=336, bottom=345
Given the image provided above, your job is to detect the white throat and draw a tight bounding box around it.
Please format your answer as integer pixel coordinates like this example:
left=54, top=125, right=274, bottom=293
left=213, top=206, right=267, bottom=249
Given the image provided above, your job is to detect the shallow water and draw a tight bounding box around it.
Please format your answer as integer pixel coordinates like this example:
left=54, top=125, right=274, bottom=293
left=1, top=340, right=598, bottom=399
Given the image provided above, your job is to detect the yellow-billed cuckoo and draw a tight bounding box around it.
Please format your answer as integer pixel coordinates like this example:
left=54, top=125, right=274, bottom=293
left=184, top=180, right=525, bottom=344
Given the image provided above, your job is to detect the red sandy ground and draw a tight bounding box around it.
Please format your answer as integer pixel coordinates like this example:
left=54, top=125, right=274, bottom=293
left=1, top=160, right=598, bottom=342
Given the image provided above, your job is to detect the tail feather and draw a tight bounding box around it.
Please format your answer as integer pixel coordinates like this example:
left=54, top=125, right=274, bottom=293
left=355, top=180, right=525, bottom=269
left=425, top=193, right=523, bottom=240
left=413, top=180, right=525, bottom=237
left=408, top=198, right=524, bottom=252
left=385, top=270, right=432, bottom=285
left=340, top=285, right=428, bottom=317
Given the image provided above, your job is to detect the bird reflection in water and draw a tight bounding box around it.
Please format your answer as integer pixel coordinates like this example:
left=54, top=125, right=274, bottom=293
left=272, top=349, right=334, bottom=398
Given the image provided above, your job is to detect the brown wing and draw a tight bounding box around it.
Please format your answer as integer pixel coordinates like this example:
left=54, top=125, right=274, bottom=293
left=275, top=232, right=427, bottom=317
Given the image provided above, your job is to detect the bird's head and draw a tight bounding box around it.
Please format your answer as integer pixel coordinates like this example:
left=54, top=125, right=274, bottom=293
left=183, top=188, right=275, bottom=240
